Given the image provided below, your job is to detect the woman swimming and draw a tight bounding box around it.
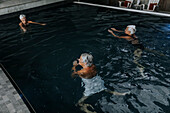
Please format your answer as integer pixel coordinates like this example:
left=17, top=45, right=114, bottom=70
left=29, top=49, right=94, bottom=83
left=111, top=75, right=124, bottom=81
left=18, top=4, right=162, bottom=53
left=19, top=14, right=46, bottom=32
left=108, top=25, right=144, bottom=50
left=108, top=25, right=145, bottom=77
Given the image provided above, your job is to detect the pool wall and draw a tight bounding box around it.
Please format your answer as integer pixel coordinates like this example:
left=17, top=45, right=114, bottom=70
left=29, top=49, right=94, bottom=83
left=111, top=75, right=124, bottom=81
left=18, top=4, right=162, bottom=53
left=0, top=64, right=33, bottom=112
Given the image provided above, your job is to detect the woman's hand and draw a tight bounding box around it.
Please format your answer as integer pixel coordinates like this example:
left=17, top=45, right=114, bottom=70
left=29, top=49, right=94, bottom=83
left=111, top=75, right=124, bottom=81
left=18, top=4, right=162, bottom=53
left=41, top=23, right=46, bottom=26
left=108, top=29, right=113, bottom=33
left=108, top=29, right=119, bottom=38
left=23, top=28, right=27, bottom=33
left=71, top=72, right=77, bottom=78
left=73, top=60, right=78, bottom=66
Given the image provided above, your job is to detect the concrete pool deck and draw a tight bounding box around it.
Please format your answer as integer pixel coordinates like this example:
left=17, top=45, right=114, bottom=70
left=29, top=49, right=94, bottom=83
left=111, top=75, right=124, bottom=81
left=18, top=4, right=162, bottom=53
left=0, top=66, right=30, bottom=113
left=74, top=1, right=170, bottom=17
left=0, top=0, right=66, bottom=16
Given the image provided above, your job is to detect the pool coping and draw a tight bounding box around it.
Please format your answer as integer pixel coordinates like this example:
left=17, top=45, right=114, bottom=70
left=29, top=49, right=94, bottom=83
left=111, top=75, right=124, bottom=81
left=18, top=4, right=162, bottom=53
left=74, top=1, right=170, bottom=17
left=0, top=63, right=36, bottom=113
left=0, top=0, right=64, bottom=16
left=0, top=0, right=73, bottom=20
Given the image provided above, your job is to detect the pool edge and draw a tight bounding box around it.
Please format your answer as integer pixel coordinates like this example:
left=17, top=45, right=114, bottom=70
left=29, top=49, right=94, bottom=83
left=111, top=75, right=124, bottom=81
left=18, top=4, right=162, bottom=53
left=74, top=1, right=170, bottom=17
left=0, top=0, right=73, bottom=20
left=0, top=63, right=35, bottom=113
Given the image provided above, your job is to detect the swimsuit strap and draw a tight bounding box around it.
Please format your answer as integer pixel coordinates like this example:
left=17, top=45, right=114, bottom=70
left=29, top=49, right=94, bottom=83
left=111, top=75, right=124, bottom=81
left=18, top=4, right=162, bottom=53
left=22, top=21, right=29, bottom=27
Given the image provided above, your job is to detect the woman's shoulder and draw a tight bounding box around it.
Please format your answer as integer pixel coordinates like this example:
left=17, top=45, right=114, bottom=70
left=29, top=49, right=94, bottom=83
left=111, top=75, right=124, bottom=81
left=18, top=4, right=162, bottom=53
left=19, top=22, right=23, bottom=25
left=90, top=64, right=96, bottom=69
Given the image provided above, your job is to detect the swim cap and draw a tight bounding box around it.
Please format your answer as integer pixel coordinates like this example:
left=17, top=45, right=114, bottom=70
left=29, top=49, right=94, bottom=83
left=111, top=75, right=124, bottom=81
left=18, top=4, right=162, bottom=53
left=127, top=25, right=136, bottom=34
left=19, top=14, right=26, bottom=20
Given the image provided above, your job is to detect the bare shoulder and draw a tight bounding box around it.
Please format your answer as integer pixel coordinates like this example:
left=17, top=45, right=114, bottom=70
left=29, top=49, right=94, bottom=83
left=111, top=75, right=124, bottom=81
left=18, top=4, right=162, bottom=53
left=19, top=22, right=22, bottom=25
left=91, top=64, right=97, bottom=70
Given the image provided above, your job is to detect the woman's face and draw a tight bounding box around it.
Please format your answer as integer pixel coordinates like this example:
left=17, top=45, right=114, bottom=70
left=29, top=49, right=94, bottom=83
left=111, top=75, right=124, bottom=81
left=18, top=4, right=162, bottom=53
left=78, top=56, right=85, bottom=66
left=125, top=27, right=131, bottom=35
left=21, top=17, right=27, bottom=24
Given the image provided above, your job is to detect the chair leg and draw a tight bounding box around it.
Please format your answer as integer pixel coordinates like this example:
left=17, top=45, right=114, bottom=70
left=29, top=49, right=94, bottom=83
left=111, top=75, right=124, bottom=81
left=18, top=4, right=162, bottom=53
left=153, top=5, right=157, bottom=11
left=118, top=1, right=122, bottom=7
left=141, top=4, right=145, bottom=10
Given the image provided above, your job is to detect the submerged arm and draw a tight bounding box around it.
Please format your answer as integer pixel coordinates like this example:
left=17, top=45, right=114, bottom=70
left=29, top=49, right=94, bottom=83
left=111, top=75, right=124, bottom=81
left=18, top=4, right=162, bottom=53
left=19, top=23, right=26, bottom=32
left=119, top=36, right=132, bottom=39
left=105, top=89, right=130, bottom=96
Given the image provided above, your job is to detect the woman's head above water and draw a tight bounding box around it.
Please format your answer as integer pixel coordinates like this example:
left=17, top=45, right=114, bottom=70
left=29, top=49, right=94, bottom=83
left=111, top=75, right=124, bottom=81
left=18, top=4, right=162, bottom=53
left=72, top=53, right=96, bottom=79
left=19, top=14, right=26, bottom=20
left=19, top=14, right=27, bottom=24
left=125, top=25, right=136, bottom=35
left=78, top=53, right=93, bottom=67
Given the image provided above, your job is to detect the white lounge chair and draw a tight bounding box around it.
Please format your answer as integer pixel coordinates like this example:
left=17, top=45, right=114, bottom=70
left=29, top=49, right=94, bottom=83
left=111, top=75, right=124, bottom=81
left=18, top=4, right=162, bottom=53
left=134, top=0, right=140, bottom=8
left=146, top=0, right=160, bottom=11
left=119, top=0, right=134, bottom=8
left=133, top=0, right=145, bottom=10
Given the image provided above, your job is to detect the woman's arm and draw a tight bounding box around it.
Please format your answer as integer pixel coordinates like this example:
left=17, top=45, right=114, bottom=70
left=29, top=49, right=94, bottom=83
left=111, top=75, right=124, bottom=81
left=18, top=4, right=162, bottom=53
left=71, top=64, right=86, bottom=78
left=72, top=60, right=79, bottom=71
left=111, top=28, right=124, bottom=32
left=108, top=29, right=131, bottom=39
left=28, top=21, right=46, bottom=25
left=119, top=36, right=132, bottom=39
left=108, top=29, right=119, bottom=38
left=19, top=22, right=27, bottom=32
left=71, top=70, right=86, bottom=78
left=71, top=60, right=82, bottom=78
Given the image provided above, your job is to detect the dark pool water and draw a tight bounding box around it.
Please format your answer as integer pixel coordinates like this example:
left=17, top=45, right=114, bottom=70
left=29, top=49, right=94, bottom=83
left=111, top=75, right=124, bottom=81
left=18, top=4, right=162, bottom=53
left=0, top=4, right=170, bottom=113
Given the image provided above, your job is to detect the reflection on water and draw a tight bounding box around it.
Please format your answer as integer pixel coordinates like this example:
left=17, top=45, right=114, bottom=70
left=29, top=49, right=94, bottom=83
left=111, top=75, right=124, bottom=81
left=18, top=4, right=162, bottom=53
left=0, top=4, right=170, bottom=113
left=133, top=48, right=145, bottom=77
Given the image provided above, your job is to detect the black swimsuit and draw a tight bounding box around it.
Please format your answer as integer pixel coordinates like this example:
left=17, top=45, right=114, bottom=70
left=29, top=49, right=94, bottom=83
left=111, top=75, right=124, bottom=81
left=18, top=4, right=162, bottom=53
left=20, top=22, right=31, bottom=32
left=121, top=33, right=144, bottom=50
left=22, top=22, right=29, bottom=27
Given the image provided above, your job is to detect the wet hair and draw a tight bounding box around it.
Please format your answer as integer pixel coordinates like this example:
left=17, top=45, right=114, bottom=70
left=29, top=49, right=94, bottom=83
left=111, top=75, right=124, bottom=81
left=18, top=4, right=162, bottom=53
left=19, top=14, right=26, bottom=20
left=81, top=53, right=93, bottom=67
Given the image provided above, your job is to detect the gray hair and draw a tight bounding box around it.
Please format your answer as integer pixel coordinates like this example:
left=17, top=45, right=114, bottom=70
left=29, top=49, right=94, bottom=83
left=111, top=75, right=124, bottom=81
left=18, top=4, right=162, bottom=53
left=81, top=53, right=93, bottom=67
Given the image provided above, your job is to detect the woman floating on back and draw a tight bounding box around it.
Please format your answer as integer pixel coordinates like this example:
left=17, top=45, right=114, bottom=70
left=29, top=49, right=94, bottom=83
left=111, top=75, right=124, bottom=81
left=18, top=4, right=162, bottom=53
left=19, top=14, right=46, bottom=33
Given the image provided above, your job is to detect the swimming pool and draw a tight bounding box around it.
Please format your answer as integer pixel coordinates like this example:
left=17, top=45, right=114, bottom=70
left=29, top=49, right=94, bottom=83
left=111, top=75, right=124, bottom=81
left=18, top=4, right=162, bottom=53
left=0, top=3, right=170, bottom=113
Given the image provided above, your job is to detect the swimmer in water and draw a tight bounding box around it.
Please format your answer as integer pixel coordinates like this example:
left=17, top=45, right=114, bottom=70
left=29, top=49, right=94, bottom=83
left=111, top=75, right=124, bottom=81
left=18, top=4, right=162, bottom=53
left=108, top=25, right=145, bottom=77
left=108, top=25, right=143, bottom=48
left=72, top=53, right=129, bottom=113
left=19, top=14, right=46, bottom=32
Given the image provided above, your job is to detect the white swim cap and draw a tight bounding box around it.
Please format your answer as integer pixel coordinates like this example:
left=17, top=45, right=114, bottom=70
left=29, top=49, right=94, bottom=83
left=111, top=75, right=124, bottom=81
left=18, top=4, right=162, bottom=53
left=127, top=25, right=136, bottom=34
left=19, top=14, right=26, bottom=20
